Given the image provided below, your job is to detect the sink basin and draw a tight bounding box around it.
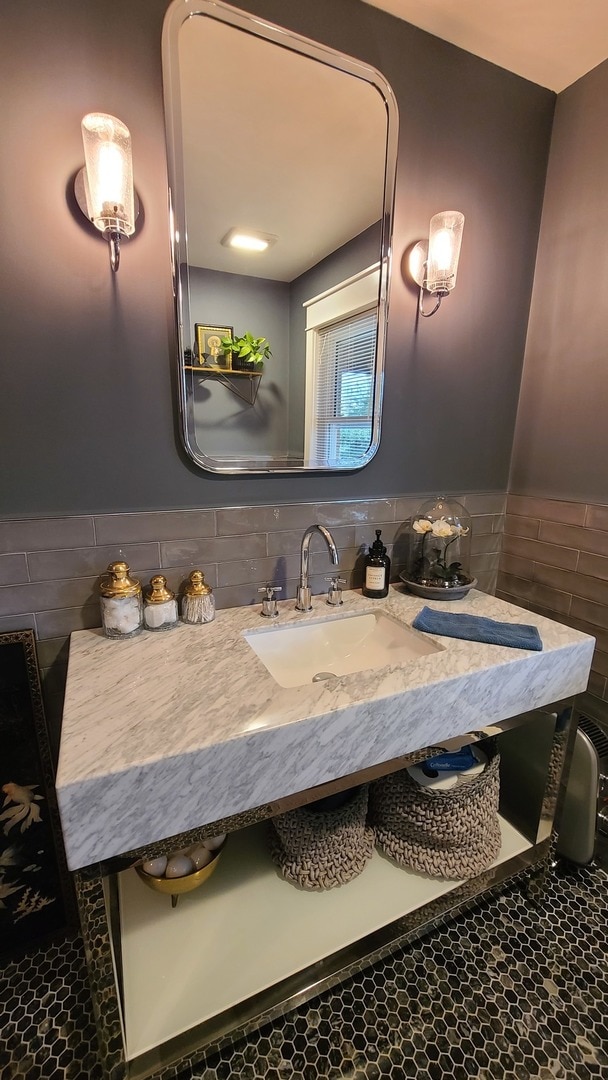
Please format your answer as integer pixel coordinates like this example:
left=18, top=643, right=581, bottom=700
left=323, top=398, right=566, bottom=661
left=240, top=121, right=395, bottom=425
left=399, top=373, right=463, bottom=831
left=244, top=609, right=442, bottom=688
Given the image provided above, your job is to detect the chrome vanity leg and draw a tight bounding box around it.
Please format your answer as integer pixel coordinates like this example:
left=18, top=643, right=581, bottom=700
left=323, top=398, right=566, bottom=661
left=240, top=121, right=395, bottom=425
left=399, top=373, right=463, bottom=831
left=74, top=868, right=128, bottom=1080
left=525, top=702, right=577, bottom=906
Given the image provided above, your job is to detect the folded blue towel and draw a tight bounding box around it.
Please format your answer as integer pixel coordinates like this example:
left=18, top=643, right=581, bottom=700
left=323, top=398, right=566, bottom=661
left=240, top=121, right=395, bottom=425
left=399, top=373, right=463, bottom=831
left=412, top=606, right=543, bottom=651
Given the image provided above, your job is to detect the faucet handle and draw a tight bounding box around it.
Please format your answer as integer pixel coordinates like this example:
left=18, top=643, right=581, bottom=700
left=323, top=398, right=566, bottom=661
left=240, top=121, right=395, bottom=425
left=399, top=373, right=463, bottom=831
left=325, top=576, right=347, bottom=606
left=258, top=584, right=282, bottom=618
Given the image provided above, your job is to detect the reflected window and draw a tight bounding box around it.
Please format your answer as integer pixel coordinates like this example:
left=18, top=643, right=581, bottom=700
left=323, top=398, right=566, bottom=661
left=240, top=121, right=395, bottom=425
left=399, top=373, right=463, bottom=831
left=304, top=265, right=379, bottom=468
left=311, top=311, right=376, bottom=467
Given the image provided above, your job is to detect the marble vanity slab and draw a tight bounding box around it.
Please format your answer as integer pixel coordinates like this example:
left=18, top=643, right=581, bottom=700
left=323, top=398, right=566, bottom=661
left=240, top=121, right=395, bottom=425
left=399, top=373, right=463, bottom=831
left=55, top=587, right=594, bottom=870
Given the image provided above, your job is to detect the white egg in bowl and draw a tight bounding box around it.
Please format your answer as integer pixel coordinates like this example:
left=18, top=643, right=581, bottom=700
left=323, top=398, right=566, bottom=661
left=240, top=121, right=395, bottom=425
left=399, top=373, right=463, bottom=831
left=135, top=834, right=226, bottom=908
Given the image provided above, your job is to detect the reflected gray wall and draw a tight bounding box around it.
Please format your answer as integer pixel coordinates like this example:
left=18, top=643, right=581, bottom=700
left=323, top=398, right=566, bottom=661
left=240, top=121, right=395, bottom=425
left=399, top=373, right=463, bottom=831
left=0, top=0, right=554, bottom=516
left=189, top=267, right=290, bottom=457
left=509, top=59, right=608, bottom=503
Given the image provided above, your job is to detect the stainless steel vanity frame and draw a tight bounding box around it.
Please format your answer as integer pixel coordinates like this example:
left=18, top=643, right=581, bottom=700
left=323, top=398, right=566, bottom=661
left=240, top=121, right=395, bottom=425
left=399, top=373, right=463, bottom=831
left=74, top=703, right=577, bottom=1080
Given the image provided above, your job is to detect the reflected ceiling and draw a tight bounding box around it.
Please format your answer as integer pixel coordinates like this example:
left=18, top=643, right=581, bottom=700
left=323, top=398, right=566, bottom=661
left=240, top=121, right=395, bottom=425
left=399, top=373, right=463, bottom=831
left=179, top=18, right=387, bottom=281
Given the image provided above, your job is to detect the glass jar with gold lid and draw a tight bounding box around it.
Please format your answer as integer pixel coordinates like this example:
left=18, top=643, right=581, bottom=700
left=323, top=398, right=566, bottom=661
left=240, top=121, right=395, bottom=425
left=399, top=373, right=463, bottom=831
left=143, top=575, right=179, bottom=632
left=181, top=570, right=215, bottom=624
left=98, top=561, right=143, bottom=638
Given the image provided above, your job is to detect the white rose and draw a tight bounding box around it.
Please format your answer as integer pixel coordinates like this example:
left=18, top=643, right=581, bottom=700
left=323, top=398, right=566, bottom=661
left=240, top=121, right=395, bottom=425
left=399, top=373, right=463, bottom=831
left=413, top=518, right=433, bottom=533
left=431, top=517, right=454, bottom=538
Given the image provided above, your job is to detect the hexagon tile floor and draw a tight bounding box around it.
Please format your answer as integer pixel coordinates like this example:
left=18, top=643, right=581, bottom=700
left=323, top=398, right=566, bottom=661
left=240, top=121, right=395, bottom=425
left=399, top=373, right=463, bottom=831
left=2, top=859, right=607, bottom=1080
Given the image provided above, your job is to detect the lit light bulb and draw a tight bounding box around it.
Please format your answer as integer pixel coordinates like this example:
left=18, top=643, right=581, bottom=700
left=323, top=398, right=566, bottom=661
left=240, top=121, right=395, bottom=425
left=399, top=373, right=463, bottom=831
left=430, top=228, right=453, bottom=273
left=229, top=233, right=269, bottom=252
left=221, top=227, right=278, bottom=253
left=426, top=211, right=464, bottom=294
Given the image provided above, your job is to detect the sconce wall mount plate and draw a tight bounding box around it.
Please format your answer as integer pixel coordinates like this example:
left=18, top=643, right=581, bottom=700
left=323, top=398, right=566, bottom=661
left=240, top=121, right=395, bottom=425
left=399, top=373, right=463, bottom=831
left=74, top=169, right=140, bottom=270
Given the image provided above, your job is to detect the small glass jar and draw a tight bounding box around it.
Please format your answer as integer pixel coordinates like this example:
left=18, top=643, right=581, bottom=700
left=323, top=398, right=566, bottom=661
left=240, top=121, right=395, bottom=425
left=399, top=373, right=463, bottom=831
left=99, top=561, right=143, bottom=639
left=407, top=496, right=473, bottom=595
left=144, top=575, right=179, bottom=632
left=181, top=570, right=215, bottom=624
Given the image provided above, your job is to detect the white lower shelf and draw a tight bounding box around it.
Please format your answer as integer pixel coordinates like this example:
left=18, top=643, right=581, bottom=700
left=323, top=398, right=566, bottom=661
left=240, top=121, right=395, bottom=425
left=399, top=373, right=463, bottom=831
left=119, top=817, right=531, bottom=1060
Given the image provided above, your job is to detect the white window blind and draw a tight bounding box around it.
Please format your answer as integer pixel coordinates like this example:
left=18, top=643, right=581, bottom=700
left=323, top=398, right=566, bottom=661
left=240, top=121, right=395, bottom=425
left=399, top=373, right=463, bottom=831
left=310, top=308, right=377, bottom=467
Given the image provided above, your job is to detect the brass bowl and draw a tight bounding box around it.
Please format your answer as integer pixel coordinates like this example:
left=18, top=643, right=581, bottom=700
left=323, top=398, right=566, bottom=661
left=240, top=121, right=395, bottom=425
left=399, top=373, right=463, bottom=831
left=135, top=845, right=224, bottom=908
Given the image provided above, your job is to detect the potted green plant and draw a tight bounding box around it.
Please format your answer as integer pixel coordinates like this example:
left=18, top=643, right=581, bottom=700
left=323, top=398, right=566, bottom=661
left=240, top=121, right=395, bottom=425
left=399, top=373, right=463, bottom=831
left=220, top=331, right=271, bottom=371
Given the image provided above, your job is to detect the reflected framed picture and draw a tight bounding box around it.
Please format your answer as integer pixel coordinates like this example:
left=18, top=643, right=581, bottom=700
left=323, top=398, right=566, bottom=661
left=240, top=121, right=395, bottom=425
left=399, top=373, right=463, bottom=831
left=194, top=324, right=234, bottom=370
left=0, top=630, right=75, bottom=959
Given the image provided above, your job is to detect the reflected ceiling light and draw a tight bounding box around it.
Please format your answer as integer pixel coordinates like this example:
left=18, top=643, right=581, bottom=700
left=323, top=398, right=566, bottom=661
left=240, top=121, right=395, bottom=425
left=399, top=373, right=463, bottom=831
left=74, top=112, right=139, bottom=272
left=408, top=211, right=465, bottom=318
left=221, top=228, right=278, bottom=253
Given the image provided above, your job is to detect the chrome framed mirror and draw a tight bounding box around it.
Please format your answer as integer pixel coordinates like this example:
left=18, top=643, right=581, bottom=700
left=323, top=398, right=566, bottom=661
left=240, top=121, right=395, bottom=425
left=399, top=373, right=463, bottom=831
left=162, top=0, right=398, bottom=473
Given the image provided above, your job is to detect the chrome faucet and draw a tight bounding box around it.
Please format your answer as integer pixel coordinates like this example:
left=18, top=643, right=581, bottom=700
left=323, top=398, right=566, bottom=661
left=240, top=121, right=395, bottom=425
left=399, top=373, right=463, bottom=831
left=295, top=524, right=339, bottom=611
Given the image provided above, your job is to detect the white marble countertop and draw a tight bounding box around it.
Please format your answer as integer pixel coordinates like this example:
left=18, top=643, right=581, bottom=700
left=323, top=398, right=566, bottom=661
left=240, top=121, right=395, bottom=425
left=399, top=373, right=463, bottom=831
left=55, top=586, right=594, bottom=870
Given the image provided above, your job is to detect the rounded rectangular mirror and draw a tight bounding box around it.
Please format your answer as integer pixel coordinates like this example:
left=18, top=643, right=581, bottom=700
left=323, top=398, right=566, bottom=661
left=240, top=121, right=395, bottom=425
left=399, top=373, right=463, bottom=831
left=162, top=0, right=398, bottom=473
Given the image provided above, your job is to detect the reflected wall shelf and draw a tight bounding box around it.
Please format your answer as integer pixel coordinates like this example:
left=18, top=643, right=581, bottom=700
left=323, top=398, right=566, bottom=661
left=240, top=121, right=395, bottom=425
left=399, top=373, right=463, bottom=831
left=185, top=364, right=262, bottom=406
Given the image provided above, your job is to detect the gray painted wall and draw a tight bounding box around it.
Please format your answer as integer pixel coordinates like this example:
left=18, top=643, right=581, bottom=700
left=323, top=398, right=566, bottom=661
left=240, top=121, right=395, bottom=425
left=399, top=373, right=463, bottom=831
left=189, top=267, right=291, bottom=457
left=509, top=59, right=608, bottom=503
left=0, top=0, right=553, bottom=517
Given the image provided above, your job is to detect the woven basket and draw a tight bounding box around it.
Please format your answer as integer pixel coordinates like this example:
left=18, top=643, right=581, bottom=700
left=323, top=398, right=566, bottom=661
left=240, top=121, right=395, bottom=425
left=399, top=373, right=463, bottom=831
left=369, top=740, right=501, bottom=880
left=269, top=784, right=375, bottom=890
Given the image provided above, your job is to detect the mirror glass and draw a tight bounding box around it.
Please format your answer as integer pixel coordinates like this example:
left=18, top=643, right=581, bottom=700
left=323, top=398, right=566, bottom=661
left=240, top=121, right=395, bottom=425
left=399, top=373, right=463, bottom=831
left=162, top=0, right=398, bottom=473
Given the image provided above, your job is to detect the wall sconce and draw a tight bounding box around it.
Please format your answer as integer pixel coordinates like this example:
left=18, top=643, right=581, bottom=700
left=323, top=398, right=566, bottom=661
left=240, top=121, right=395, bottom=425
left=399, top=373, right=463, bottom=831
left=409, top=211, right=465, bottom=318
left=74, top=113, right=138, bottom=272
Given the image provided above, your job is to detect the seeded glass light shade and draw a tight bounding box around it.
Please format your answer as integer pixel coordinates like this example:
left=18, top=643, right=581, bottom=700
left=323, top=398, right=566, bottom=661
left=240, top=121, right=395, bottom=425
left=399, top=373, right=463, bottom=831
left=81, top=113, right=135, bottom=237
left=426, top=211, right=464, bottom=295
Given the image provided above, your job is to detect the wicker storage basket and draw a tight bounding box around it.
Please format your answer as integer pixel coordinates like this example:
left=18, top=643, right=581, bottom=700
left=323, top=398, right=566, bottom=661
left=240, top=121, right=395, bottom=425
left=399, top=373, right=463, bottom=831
left=369, top=740, right=501, bottom=879
left=269, top=784, right=374, bottom=890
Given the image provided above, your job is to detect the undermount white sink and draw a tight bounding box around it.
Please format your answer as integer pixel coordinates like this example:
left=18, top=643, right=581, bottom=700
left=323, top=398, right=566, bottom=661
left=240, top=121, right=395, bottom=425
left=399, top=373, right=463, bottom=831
left=244, top=609, right=442, bottom=688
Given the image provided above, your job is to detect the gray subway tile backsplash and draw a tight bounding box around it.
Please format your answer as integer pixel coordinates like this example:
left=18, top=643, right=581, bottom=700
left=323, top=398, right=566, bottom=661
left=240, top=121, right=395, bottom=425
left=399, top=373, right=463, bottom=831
left=462, top=493, right=507, bottom=515
left=35, top=604, right=101, bottom=640
left=27, top=543, right=161, bottom=582
left=316, top=499, right=395, bottom=526
left=94, top=510, right=216, bottom=545
left=0, top=516, right=95, bottom=554
left=538, top=520, right=608, bottom=558
left=0, top=577, right=100, bottom=618
left=578, top=550, right=608, bottom=582
left=502, top=533, right=579, bottom=570
left=266, top=525, right=356, bottom=558
left=0, top=493, right=506, bottom=726
left=470, top=533, right=502, bottom=555
left=0, top=612, right=36, bottom=633
left=216, top=503, right=314, bottom=536
left=217, top=555, right=300, bottom=589
left=506, top=494, right=586, bottom=525
left=498, top=494, right=608, bottom=707
left=533, top=563, right=608, bottom=607
left=161, top=533, right=267, bottom=566
left=504, top=513, right=540, bottom=539
left=585, top=504, right=608, bottom=532
left=393, top=497, right=425, bottom=522
left=0, top=552, right=28, bottom=585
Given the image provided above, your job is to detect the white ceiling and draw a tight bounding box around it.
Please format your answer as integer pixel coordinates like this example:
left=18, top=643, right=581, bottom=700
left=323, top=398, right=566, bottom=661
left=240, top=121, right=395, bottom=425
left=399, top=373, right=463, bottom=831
left=175, top=3, right=608, bottom=286
left=362, top=0, right=608, bottom=91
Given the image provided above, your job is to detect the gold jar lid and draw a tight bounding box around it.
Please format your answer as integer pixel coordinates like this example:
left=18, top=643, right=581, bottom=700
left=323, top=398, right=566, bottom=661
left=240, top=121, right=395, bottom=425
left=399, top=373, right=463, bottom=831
left=145, top=575, right=175, bottom=604
left=183, top=569, right=212, bottom=596
left=99, top=561, right=141, bottom=599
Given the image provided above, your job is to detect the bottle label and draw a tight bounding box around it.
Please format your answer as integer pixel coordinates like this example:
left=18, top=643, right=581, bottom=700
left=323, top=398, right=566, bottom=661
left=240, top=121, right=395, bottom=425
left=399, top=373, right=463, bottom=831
left=365, top=566, right=385, bottom=591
